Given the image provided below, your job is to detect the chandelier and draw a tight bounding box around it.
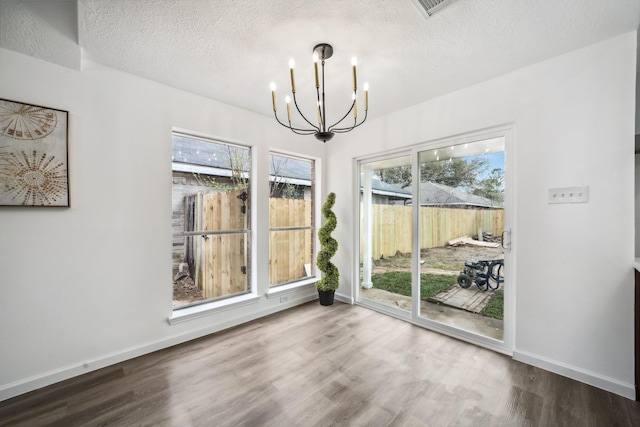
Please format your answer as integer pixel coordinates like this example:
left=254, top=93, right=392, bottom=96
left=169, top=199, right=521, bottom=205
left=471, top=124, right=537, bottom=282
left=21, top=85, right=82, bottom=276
left=270, top=43, right=368, bottom=143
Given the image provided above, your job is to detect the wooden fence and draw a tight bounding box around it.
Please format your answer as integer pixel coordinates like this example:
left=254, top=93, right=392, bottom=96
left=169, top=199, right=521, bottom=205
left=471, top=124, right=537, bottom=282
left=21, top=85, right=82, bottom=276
left=363, top=205, right=504, bottom=260
left=185, top=189, right=248, bottom=299
left=182, top=193, right=503, bottom=294
left=184, top=192, right=313, bottom=295
left=269, top=198, right=313, bottom=285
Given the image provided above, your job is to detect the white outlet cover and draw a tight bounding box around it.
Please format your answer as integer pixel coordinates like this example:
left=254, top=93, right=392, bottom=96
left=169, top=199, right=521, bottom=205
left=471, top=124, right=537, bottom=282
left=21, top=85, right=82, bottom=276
left=548, top=186, right=589, bottom=204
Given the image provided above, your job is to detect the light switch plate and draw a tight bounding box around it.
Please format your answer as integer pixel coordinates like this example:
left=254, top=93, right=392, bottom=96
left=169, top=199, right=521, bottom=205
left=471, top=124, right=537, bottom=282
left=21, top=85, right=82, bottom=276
left=548, top=186, right=589, bottom=204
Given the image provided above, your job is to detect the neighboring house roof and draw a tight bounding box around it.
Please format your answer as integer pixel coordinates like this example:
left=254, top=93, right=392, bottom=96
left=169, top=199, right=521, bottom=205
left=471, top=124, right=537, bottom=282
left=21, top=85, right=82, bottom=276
left=368, top=176, right=411, bottom=199
left=172, top=134, right=311, bottom=183
left=172, top=134, right=249, bottom=171
left=419, top=181, right=499, bottom=208
left=269, top=154, right=311, bottom=181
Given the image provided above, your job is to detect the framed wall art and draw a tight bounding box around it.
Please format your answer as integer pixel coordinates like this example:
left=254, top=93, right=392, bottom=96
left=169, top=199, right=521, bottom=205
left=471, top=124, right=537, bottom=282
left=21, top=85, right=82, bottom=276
left=0, top=98, right=69, bottom=207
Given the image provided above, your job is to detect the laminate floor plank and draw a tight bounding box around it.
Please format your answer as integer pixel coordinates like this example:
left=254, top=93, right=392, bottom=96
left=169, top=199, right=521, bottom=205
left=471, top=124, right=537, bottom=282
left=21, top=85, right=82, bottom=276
left=1, top=301, right=639, bottom=426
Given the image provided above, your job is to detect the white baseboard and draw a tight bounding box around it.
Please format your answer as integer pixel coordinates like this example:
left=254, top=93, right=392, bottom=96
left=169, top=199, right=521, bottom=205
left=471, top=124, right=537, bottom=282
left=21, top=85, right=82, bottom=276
left=335, top=291, right=354, bottom=304
left=0, top=293, right=317, bottom=402
left=513, top=350, right=636, bottom=400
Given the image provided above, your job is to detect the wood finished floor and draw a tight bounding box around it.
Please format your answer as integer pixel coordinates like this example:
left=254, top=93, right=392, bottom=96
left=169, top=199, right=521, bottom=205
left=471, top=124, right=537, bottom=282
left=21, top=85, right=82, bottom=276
left=1, top=301, right=639, bottom=426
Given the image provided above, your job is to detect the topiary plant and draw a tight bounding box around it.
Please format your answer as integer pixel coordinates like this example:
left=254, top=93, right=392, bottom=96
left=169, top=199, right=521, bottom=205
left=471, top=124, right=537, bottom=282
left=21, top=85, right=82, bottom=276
left=316, top=192, right=339, bottom=291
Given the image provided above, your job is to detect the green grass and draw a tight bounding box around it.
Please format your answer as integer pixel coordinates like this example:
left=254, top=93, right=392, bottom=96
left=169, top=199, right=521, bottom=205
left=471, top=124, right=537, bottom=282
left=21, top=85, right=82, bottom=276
left=371, top=271, right=504, bottom=320
left=482, top=288, right=504, bottom=320
left=419, top=258, right=464, bottom=272
left=371, top=271, right=455, bottom=300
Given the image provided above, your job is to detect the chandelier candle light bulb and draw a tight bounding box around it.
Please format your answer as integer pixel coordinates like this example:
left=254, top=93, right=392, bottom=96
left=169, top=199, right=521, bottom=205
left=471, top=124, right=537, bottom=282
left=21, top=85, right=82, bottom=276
left=285, top=96, right=291, bottom=122
left=289, top=59, right=296, bottom=93
left=269, top=43, right=368, bottom=142
left=353, top=93, right=357, bottom=119
left=351, top=57, right=358, bottom=91
left=270, top=82, right=277, bottom=111
left=364, top=83, right=369, bottom=111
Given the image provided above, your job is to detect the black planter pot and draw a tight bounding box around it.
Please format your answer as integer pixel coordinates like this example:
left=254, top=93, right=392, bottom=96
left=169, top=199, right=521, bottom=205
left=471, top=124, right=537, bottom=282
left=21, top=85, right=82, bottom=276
left=318, top=289, right=335, bottom=306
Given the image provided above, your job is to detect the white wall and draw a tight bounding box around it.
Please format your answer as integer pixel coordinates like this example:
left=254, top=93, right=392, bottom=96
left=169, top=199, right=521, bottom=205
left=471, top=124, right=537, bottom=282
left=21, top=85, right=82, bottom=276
left=328, top=32, right=637, bottom=398
left=0, top=47, right=326, bottom=400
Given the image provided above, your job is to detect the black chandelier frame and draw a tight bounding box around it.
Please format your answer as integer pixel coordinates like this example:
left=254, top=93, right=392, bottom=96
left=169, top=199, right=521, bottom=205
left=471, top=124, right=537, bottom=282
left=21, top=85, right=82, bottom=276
left=271, top=43, right=368, bottom=143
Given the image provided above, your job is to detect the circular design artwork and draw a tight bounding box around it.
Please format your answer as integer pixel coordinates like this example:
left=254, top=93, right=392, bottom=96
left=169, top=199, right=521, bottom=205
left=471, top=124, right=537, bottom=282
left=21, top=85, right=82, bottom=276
left=23, top=170, right=47, bottom=187
left=0, top=150, right=68, bottom=205
left=0, top=100, right=58, bottom=140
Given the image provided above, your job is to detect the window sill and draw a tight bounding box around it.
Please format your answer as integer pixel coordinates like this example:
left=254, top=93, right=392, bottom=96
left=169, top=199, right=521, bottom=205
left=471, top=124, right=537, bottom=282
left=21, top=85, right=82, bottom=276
left=266, top=277, right=319, bottom=299
left=168, top=293, right=261, bottom=325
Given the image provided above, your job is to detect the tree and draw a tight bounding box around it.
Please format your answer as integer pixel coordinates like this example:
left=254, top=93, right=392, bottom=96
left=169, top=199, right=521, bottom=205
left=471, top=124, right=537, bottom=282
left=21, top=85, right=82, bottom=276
left=420, top=157, right=488, bottom=190
left=192, top=145, right=250, bottom=192
left=192, top=172, right=227, bottom=191
left=376, top=157, right=489, bottom=191
left=226, top=146, right=249, bottom=190
left=269, top=155, right=302, bottom=198
left=473, top=168, right=504, bottom=206
left=376, top=165, right=412, bottom=188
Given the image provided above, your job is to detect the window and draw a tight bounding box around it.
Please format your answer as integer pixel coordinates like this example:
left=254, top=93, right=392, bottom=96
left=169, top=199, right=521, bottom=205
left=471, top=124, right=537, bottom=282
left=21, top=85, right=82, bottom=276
left=171, top=132, right=251, bottom=309
left=268, top=153, right=315, bottom=287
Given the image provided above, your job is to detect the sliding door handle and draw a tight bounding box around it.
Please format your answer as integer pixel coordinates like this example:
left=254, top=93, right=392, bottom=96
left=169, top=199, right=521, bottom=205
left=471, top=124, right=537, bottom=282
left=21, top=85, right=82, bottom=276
left=501, top=229, right=511, bottom=251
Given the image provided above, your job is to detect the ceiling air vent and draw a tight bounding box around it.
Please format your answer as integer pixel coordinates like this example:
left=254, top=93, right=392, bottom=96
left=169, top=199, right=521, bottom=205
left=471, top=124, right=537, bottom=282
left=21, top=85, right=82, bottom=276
left=411, top=0, right=457, bottom=17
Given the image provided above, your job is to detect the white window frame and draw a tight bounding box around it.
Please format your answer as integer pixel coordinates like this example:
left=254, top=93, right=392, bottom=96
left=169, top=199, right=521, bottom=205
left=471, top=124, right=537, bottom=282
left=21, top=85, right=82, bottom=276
left=169, top=130, right=257, bottom=323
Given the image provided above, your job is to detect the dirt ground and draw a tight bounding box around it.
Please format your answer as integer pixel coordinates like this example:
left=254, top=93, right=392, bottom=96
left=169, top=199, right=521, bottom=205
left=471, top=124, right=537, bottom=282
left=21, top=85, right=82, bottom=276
left=372, top=244, right=504, bottom=275
left=173, top=274, right=203, bottom=308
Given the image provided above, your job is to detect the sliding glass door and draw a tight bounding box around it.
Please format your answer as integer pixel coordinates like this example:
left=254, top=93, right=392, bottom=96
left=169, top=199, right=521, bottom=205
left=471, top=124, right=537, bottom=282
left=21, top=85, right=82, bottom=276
left=358, top=154, right=413, bottom=315
left=417, top=136, right=506, bottom=341
left=357, top=131, right=511, bottom=350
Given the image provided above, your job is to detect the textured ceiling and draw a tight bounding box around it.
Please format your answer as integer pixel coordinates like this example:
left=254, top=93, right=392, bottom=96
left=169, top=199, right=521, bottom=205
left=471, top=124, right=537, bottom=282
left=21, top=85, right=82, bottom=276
left=5, top=0, right=640, bottom=122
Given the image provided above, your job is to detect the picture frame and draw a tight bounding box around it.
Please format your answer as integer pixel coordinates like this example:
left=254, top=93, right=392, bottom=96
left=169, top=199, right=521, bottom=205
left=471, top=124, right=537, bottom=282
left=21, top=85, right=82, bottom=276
left=0, top=98, right=69, bottom=207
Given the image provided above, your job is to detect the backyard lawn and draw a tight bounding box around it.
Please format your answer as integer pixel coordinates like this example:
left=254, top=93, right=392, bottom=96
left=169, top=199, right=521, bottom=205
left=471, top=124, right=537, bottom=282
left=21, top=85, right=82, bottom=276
left=370, top=248, right=504, bottom=320
left=371, top=271, right=453, bottom=299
